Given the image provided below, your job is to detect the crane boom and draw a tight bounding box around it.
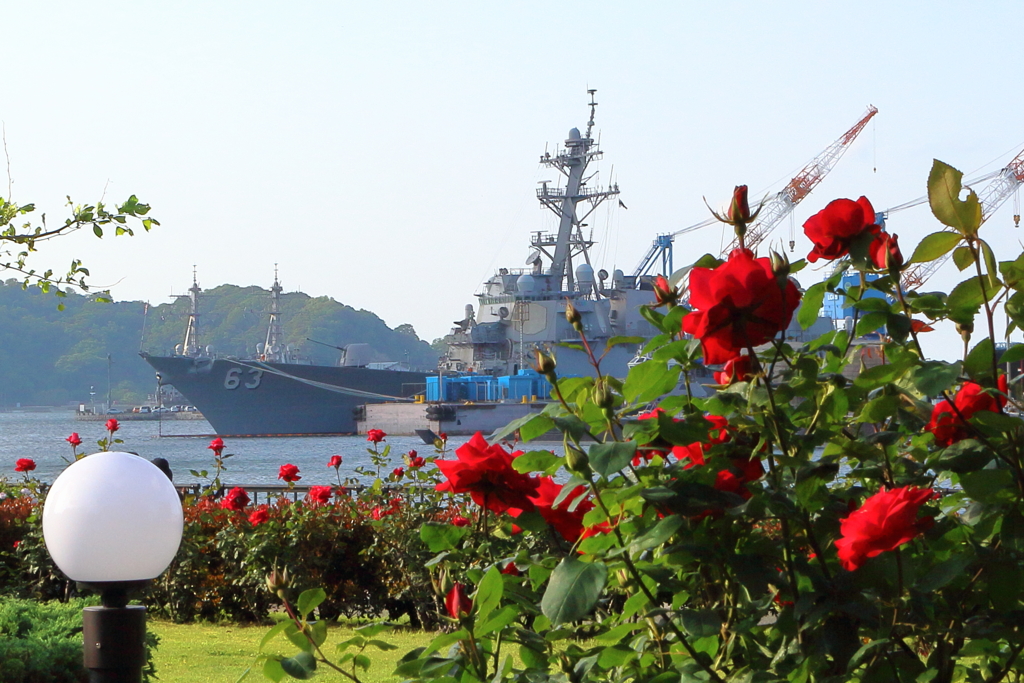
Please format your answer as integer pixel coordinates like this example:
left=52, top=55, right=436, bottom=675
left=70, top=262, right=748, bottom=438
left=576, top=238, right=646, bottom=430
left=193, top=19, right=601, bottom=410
left=901, top=148, right=1024, bottom=289
left=632, top=106, right=878, bottom=278
left=721, top=105, right=878, bottom=255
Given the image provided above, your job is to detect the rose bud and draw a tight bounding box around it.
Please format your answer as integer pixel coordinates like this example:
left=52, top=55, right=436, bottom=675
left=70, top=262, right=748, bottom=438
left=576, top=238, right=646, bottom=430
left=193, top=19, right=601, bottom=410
left=769, top=249, right=790, bottom=279
left=728, top=185, right=751, bottom=224
left=445, top=583, right=473, bottom=619
left=265, top=566, right=291, bottom=599
left=956, top=321, right=973, bottom=344
left=565, top=300, right=583, bottom=333
left=565, top=445, right=591, bottom=476
left=652, top=275, right=678, bottom=307
left=532, top=348, right=557, bottom=383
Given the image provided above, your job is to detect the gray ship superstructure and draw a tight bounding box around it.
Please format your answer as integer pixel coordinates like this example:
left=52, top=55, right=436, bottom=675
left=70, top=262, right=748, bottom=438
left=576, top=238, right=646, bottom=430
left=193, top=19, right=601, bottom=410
left=440, top=91, right=657, bottom=378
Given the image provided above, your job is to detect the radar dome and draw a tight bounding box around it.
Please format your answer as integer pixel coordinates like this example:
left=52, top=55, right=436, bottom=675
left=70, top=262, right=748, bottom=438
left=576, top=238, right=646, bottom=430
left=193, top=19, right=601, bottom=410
left=575, top=264, right=595, bottom=293
left=612, top=269, right=625, bottom=289
left=567, top=127, right=582, bottom=141
left=517, top=273, right=536, bottom=294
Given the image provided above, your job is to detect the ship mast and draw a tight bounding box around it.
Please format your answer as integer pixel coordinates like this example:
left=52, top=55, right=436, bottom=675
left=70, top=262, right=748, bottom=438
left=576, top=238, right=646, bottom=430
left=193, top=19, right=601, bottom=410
left=176, top=267, right=201, bottom=357
left=264, top=265, right=285, bottom=362
left=536, top=89, right=620, bottom=292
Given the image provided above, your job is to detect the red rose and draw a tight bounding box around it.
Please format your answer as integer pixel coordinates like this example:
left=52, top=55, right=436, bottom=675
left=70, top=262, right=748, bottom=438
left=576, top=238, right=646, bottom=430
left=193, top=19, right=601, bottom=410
left=307, top=485, right=333, bottom=506
left=371, top=505, right=393, bottom=520
left=392, top=467, right=405, bottom=479
left=220, top=486, right=250, bottom=511
left=409, top=454, right=426, bottom=468
left=501, top=562, right=521, bottom=576
left=713, top=355, right=754, bottom=385
left=435, top=432, right=540, bottom=513
left=248, top=507, right=270, bottom=526
left=66, top=432, right=82, bottom=448
left=803, top=196, right=881, bottom=263
left=682, top=248, right=801, bottom=364
left=869, top=231, right=903, bottom=270
left=438, top=432, right=448, bottom=442
left=445, top=583, right=472, bottom=619
left=451, top=515, right=470, bottom=527
left=509, top=476, right=594, bottom=543
left=835, top=486, right=935, bottom=571
left=926, top=376, right=1008, bottom=447
left=14, top=458, right=36, bottom=473
left=278, top=463, right=301, bottom=483
left=105, top=418, right=120, bottom=433
left=327, top=455, right=342, bottom=469
left=671, top=415, right=731, bottom=468
left=634, top=407, right=677, bottom=464
left=580, top=522, right=613, bottom=540
left=366, top=429, right=386, bottom=443
left=208, top=437, right=225, bottom=457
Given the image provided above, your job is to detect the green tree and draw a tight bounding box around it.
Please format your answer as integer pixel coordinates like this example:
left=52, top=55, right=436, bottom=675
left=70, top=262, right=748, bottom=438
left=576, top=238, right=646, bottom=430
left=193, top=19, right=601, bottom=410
left=0, top=194, right=157, bottom=304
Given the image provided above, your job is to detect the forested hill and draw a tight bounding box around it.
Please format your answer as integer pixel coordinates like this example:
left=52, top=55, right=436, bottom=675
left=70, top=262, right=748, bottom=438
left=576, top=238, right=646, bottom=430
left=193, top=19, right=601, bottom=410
left=0, top=280, right=440, bottom=407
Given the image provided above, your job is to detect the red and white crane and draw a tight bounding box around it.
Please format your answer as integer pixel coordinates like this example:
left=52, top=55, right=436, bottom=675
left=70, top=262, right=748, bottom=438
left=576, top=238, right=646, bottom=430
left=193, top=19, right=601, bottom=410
left=632, top=106, right=878, bottom=279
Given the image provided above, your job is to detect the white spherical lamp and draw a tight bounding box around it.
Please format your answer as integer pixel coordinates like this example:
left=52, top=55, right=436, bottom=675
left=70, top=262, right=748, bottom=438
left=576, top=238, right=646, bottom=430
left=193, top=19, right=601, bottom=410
left=43, top=451, right=183, bottom=583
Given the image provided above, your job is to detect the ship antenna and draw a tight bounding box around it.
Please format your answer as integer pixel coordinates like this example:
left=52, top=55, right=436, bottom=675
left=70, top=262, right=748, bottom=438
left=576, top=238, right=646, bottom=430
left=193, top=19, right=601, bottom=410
left=585, top=89, right=598, bottom=140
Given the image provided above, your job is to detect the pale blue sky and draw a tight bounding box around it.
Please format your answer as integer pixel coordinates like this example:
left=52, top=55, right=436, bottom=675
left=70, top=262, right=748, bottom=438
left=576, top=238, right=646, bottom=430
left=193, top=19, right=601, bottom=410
left=4, top=1, right=1023, bottom=361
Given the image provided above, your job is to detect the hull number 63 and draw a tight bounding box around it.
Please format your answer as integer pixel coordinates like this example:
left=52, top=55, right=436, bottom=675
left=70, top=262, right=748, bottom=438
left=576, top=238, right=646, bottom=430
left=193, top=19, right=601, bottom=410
left=224, top=367, right=263, bottom=390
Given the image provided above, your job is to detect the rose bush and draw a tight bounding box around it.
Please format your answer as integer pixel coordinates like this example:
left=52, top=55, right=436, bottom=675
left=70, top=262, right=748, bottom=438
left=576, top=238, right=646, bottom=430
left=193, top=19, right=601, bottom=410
left=249, top=159, right=1024, bottom=683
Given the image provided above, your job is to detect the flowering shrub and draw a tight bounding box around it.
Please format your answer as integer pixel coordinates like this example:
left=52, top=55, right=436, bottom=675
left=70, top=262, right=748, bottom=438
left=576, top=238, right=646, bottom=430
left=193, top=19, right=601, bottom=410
left=252, top=160, right=1024, bottom=683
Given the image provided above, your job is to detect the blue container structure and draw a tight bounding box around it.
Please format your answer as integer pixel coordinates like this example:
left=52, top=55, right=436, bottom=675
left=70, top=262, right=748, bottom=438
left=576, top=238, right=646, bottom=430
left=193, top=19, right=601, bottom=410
left=426, top=370, right=553, bottom=402
left=822, top=272, right=889, bottom=321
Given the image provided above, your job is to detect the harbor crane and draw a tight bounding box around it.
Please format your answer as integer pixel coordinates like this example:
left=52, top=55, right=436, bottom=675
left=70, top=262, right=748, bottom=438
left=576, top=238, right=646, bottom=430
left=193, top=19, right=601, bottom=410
left=633, top=106, right=878, bottom=280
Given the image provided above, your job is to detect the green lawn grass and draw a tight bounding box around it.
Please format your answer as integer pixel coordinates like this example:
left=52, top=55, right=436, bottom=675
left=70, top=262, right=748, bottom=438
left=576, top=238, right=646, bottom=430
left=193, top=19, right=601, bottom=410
left=149, top=620, right=428, bottom=683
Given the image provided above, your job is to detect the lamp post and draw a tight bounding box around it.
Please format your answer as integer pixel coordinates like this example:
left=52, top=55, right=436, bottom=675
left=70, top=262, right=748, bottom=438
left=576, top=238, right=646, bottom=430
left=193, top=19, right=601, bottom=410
left=42, top=451, right=183, bottom=683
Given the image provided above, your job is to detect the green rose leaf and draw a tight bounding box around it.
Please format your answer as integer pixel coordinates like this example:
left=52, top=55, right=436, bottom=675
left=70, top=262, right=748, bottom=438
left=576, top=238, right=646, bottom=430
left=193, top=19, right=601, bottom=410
left=541, top=557, right=607, bottom=626
left=908, top=231, right=961, bottom=264
left=279, top=651, right=317, bottom=680
left=629, top=514, right=684, bottom=552
left=606, top=335, right=646, bottom=349
left=928, top=159, right=983, bottom=235
left=947, top=277, right=988, bottom=312
left=474, top=566, right=504, bottom=623
left=681, top=609, right=722, bottom=638
left=262, top=658, right=287, bottom=682
left=916, top=554, right=973, bottom=592
left=519, top=414, right=555, bottom=442
left=964, top=338, right=995, bottom=382
left=589, top=441, right=637, bottom=477
left=952, top=245, right=975, bottom=271
left=490, top=412, right=551, bottom=443
left=296, top=588, right=325, bottom=619
left=799, top=282, right=827, bottom=330
left=911, top=361, right=961, bottom=397
left=420, top=522, right=469, bottom=552
left=999, top=344, right=1024, bottom=365
left=512, top=449, right=562, bottom=474
left=623, top=358, right=680, bottom=404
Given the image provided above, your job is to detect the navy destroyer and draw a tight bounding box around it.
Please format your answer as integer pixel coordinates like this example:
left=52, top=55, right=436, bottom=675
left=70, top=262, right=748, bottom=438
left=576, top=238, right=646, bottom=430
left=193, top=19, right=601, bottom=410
left=141, top=270, right=429, bottom=436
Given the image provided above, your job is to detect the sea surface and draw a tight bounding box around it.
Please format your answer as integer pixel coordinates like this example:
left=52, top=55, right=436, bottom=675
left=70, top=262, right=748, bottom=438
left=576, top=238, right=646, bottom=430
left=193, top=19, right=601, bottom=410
left=0, top=412, right=456, bottom=488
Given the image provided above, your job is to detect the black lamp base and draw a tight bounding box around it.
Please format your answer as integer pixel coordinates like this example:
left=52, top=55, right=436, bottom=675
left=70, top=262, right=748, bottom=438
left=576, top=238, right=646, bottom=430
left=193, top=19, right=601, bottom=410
left=78, top=581, right=151, bottom=683
left=83, top=605, right=146, bottom=683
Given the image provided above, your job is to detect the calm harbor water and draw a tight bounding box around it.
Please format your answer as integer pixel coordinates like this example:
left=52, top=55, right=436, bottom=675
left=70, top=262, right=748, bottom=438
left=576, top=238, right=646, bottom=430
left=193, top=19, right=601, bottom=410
left=0, top=412, right=455, bottom=487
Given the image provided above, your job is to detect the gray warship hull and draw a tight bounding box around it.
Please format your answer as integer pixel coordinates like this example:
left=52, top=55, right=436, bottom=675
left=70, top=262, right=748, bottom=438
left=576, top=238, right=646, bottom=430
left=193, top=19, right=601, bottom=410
left=141, top=353, right=428, bottom=436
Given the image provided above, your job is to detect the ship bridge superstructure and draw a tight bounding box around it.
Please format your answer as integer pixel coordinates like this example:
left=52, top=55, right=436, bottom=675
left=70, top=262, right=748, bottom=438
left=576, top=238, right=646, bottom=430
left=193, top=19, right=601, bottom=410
left=440, top=91, right=656, bottom=377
